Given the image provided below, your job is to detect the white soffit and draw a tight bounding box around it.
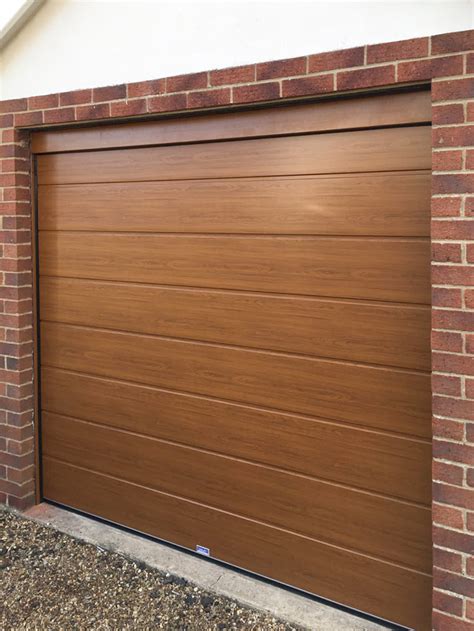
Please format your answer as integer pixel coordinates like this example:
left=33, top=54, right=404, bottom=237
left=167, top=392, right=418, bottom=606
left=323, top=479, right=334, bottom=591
left=0, top=0, right=45, bottom=51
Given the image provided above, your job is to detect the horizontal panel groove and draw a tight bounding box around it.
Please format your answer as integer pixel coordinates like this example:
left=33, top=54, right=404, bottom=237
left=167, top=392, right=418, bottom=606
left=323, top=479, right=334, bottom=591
left=40, top=366, right=431, bottom=444
left=39, top=320, right=430, bottom=376
left=37, top=168, right=431, bottom=186
left=37, top=231, right=431, bottom=241
left=41, top=408, right=431, bottom=510
left=42, top=454, right=430, bottom=577
left=38, top=275, right=431, bottom=309
left=35, top=168, right=431, bottom=186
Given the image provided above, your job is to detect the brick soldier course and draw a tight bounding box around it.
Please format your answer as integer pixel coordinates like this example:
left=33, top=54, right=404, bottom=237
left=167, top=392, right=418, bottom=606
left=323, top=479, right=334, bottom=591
left=1, top=28, right=473, bottom=630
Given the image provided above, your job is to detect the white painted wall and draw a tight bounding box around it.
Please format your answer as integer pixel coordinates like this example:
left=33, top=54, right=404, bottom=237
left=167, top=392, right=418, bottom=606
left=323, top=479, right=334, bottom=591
left=1, top=0, right=473, bottom=100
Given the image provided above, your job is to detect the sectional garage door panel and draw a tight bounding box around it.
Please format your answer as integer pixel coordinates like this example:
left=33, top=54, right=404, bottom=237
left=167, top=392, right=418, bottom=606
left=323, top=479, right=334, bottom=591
left=43, top=459, right=432, bottom=631
left=37, top=172, right=430, bottom=236
left=40, top=321, right=431, bottom=437
left=39, top=277, right=431, bottom=370
left=41, top=367, right=431, bottom=504
left=39, top=232, right=430, bottom=303
left=36, top=91, right=432, bottom=630
left=36, top=126, right=431, bottom=185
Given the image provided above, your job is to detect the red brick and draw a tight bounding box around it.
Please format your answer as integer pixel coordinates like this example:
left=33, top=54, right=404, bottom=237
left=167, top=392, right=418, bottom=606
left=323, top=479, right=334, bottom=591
left=468, top=53, right=474, bottom=74
left=187, top=88, right=231, bottom=109
left=467, top=103, right=474, bottom=123
left=432, top=220, right=474, bottom=240
left=433, top=174, right=474, bottom=195
left=466, top=151, right=474, bottom=171
left=433, top=547, right=463, bottom=573
left=435, top=567, right=474, bottom=599
left=465, top=379, right=474, bottom=400
left=433, top=309, right=474, bottom=331
left=110, top=100, right=147, bottom=117
left=433, top=265, right=474, bottom=288
left=0, top=114, right=14, bottom=128
left=433, top=416, right=465, bottom=440
left=59, top=89, right=92, bottom=106
left=14, top=111, right=43, bottom=127
left=432, top=374, right=462, bottom=397
left=432, top=197, right=462, bottom=217
left=433, top=330, right=464, bottom=353
left=467, top=598, right=474, bottom=620
left=433, top=78, right=474, bottom=101
left=127, top=79, right=166, bottom=98
left=434, top=439, right=474, bottom=464
left=43, top=108, right=76, bottom=124
left=468, top=244, right=474, bottom=263
left=468, top=512, right=474, bottom=531
left=434, top=397, right=474, bottom=421
left=148, top=93, right=187, bottom=113
left=75, top=103, right=111, bottom=121
left=433, top=104, right=465, bottom=126
left=432, top=352, right=474, bottom=376
left=7, top=465, right=34, bottom=485
left=434, top=125, right=474, bottom=148
left=337, top=65, right=395, bottom=90
left=432, top=29, right=474, bottom=54
left=432, top=55, right=465, bottom=77
left=209, top=65, right=255, bottom=86
left=28, top=93, right=59, bottom=109
left=166, top=72, right=208, bottom=93
left=0, top=98, right=28, bottom=114
left=468, top=469, right=474, bottom=487
left=232, top=82, right=280, bottom=104
left=282, top=75, right=334, bottom=98
left=467, top=333, right=474, bottom=352
left=256, top=57, right=306, bottom=81
left=433, top=588, right=464, bottom=617
left=397, top=59, right=432, bottom=82
left=7, top=494, right=35, bottom=511
left=432, top=243, right=462, bottom=263
left=433, top=610, right=472, bottom=630
left=308, top=47, right=364, bottom=73
left=433, top=458, right=464, bottom=486
left=93, top=84, right=127, bottom=102
left=433, top=523, right=474, bottom=550
left=433, top=150, right=463, bottom=172
left=433, top=502, right=465, bottom=529
left=367, top=37, right=429, bottom=63
left=0, top=451, right=33, bottom=469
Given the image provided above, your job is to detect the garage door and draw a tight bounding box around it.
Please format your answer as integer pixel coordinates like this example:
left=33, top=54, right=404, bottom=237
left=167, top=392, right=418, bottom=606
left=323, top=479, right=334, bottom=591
left=34, top=90, right=432, bottom=630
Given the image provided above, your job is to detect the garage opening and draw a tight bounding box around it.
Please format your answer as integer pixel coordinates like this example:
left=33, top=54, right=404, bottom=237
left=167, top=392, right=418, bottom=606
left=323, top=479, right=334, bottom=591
left=33, top=89, right=432, bottom=630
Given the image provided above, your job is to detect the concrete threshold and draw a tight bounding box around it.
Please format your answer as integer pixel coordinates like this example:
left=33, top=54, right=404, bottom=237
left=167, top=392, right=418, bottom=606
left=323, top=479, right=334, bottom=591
left=24, top=503, right=388, bottom=631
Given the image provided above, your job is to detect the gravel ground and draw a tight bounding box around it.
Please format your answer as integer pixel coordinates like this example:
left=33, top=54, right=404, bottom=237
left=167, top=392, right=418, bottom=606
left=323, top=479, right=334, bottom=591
left=0, top=509, right=300, bottom=631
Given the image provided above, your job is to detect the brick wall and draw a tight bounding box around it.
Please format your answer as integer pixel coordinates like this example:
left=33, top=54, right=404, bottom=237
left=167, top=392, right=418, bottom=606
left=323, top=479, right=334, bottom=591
left=1, top=28, right=473, bottom=630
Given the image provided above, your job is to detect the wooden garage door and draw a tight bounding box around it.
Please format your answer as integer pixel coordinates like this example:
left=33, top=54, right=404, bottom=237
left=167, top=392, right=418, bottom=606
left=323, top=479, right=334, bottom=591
left=34, top=90, right=432, bottom=630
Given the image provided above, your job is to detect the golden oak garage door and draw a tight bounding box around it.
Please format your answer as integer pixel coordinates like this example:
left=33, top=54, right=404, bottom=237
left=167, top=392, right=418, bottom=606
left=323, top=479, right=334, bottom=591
left=35, top=91, right=432, bottom=630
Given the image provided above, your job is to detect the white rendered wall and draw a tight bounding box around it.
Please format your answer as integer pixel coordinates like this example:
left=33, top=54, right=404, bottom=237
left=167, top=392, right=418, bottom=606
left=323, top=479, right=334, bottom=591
left=1, top=0, right=473, bottom=100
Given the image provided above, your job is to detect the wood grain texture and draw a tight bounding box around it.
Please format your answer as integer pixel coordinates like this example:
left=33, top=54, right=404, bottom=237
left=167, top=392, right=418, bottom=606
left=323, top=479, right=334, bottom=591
left=41, top=367, right=431, bottom=504
left=36, top=91, right=432, bottom=630
left=42, top=412, right=431, bottom=570
left=40, top=322, right=431, bottom=437
left=38, top=233, right=430, bottom=304
left=36, top=126, right=432, bottom=185
left=37, top=172, right=430, bottom=236
left=31, top=90, right=431, bottom=154
left=40, top=277, right=430, bottom=370
left=42, top=458, right=432, bottom=630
